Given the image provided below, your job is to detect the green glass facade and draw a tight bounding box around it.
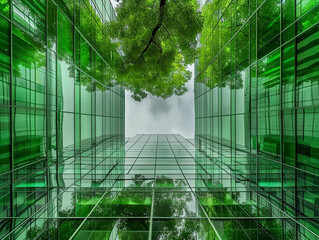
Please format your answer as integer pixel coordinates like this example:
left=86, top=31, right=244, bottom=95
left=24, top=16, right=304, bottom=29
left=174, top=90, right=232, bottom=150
left=0, top=0, right=125, bottom=239
left=1, top=0, right=319, bottom=239
left=49, top=133, right=229, bottom=239
left=195, top=0, right=319, bottom=239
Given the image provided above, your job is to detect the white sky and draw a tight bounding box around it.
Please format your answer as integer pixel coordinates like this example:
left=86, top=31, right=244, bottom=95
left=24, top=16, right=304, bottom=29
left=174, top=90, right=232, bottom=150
left=125, top=65, right=195, bottom=139
left=110, top=0, right=195, bottom=139
left=110, top=0, right=119, bottom=8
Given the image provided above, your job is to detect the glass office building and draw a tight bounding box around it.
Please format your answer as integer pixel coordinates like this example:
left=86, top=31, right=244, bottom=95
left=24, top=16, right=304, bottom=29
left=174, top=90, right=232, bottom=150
left=195, top=0, right=319, bottom=239
left=1, top=0, right=319, bottom=239
left=0, top=0, right=125, bottom=239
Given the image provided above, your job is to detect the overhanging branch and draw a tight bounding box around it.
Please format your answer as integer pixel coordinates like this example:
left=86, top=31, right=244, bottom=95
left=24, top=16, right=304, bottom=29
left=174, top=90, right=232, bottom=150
left=135, top=0, right=166, bottom=63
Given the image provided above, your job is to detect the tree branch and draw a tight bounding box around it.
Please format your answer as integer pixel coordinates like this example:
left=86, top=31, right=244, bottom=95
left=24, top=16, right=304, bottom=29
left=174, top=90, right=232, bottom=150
left=162, top=24, right=170, bottom=36
left=135, top=0, right=166, bottom=63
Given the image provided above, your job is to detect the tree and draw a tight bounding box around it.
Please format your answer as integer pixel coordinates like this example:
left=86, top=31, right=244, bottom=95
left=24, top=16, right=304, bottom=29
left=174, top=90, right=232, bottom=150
left=5, top=0, right=202, bottom=101
left=26, top=175, right=204, bottom=240
left=109, top=0, right=203, bottom=101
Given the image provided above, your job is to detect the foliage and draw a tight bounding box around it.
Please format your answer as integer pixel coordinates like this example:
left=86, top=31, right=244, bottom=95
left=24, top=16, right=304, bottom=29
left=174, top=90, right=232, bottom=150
left=0, top=0, right=9, bottom=15
left=10, top=0, right=202, bottom=101
left=25, top=175, right=201, bottom=239
left=197, top=0, right=319, bottom=92
left=197, top=0, right=248, bottom=90
left=110, top=0, right=203, bottom=101
left=197, top=182, right=296, bottom=239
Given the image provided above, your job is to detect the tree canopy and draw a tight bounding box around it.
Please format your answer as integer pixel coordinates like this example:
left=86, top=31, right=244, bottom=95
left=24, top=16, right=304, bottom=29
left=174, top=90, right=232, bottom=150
left=5, top=0, right=203, bottom=101
left=110, top=0, right=203, bottom=101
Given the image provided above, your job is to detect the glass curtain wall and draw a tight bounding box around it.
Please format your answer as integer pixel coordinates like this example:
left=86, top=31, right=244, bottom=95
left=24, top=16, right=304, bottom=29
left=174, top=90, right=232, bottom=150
left=195, top=0, right=319, bottom=239
left=66, top=134, right=222, bottom=240
left=0, top=0, right=125, bottom=239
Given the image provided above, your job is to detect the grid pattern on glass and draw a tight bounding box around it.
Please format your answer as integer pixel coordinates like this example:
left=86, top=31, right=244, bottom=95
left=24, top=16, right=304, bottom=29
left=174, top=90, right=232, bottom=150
left=7, top=134, right=318, bottom=239
left=0, top=0, right=124, bottom=239
left=195, top=0, right=319, bottom=239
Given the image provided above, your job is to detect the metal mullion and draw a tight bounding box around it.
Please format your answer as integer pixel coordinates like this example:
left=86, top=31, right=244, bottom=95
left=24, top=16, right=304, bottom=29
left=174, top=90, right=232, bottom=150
left=254, top=10, right=259, bottom=239
left=0, top=104, right=50, bottom=111
left=75, top=51, right=82, bottom=229
left=9, top=0, right=15, bottom=234
left=44, top=0, right=52, bottom=238
left=232, top=0, right=236, bottom=203
left=148, top=188, right=155, bottom=240
left=218, top=21, right=223, bottom=191
left=5, top=215, right=319, bottom=220
left=154, top=134, right=159, bottom=177
left=55, top=1, right=61, bottom=238
left=147, top=135, right=158, bottom=239
left=91, top=54, right=96, bottom=184
left=72, top=0, right=78, bottom=193
left=248, top=0, right=254, bottom=227
left=279, top=1, right=285, bottom=239
left=294, top=0, right=299, bottom=238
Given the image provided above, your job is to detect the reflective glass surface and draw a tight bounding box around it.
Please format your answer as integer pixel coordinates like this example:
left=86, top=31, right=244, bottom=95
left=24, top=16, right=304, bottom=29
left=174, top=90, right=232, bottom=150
left=196, top=0, right=319, bottom=239
left=0, top=0, right=124, bottom=239
left=1, top=0, right=319, bottom=239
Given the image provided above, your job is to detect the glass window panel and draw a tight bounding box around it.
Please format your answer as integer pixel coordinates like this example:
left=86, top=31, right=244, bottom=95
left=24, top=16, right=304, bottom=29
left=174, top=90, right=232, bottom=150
left=297, top=107, right=319, bottom=174
left=257, top=49, right=281, bottom=112
left=12, top=25, right=46, bottom=109
left=58, top=9, right=74, bottom=59
left=0, top=17, right=10, bottom=105
left=297, top=24, right=319, bottom=107
left=58, top=0, right=73, bottom=20
left=0, top=1, right=125, bottom=238
left=58, top=58, right=74, bottom=112
left=81, top=73, right=92, bottom=115
left=0, top=107, right=10, bottom=173
left=47, top=0, right=57, bottom=51
left=257, top=0, right=280, bottom=58
left=0, top=0, right=9, bottom=17
left=12, top=0, right=46, bottom=44
left=13, top=108, right=46, bottom=168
